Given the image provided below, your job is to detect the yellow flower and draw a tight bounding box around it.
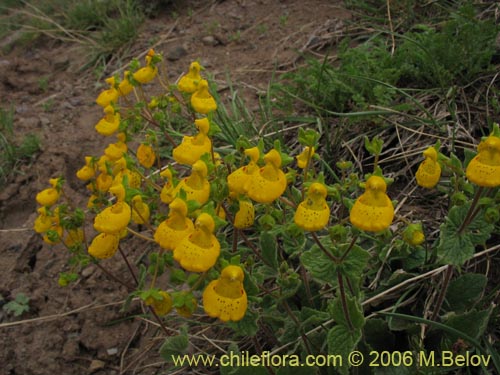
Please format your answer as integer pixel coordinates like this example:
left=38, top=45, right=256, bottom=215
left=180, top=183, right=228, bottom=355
left=63, top=228, right=84, bottom=248
left=160, top=169, right=176, bottom=204
left=95, top=77, right=119, bottom=108
left=245, top=149, right=287, bottom=203
left=296, top=146, right=315, bottom=169
left=145, top=291, right=173, bottom=316
left=402, top=223, right=425, bottom=246
left=173, top=213, right=220, bottom=272
left=154, top=198, right=194, bottom=250
left=76, top=156, right=96, bottom=181
left=131, top=195, right=150, bottom=225
left=190, top=79, right=217, bottom=114
left=133, top=49, right=158, bottom=84
left=95, top=172, right=113, bottom=193
left=43, top=224, right=63, bottom=245
left=466, top=135, right=500, bottom=187
left=137, top=143, right=156, bottom=168
left=104, top=138, right=127, bottom=161
left=88, top=232, right=120, bottom=259
left=118, top=71, right=134, bottom=96
left=178, top=61, right=202, bottom=93
left=203, top=265, right=247, bottom=322
left=350, top=176, right=394, bottom=232
left=95, top=105, right=120, bottom=136
left=294, top=182, right=330, bottom=231
left=172, top=118, right=212, bottom=165
left=215, top=202, right=226, bottom=220
left=94, top=201, right=131, bottom=234
left=36, top=178, right=60, bottom=207
left=415, top=147, right=441, bottom=189
left=227, top=147, right=260, bottom=195
left=33, top=207, right=53, bottom=233
left=234, top=199, right=255, bottom=229
left=173, top=160, right=210, bottom=205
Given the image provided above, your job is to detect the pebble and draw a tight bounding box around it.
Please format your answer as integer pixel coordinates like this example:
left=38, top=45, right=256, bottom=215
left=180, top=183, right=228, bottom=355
left=202, top=35, right=218, bottom=46
left=167, top=46, right=187, bottom=61
left=106, top=347, right=118, bottom=356
left=89, top=359, right=105, bottom=373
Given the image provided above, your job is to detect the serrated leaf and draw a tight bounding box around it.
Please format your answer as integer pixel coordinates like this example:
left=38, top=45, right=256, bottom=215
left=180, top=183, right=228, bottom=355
left=329, top=295, right=365, bottom=330
left=327, top=325, right=362, bottom=375
left=445, top=273, right=487, bottom=312
left=260, top=231, right=278, bottom=270
left=443, top=307, right=492, bottom=341
left=437, top=204, right=494, bottom=265
left=159, top=331, right=189, bottom=361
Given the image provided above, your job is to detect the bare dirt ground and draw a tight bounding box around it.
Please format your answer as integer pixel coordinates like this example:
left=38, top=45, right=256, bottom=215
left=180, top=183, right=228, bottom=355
left=0, top=1, right=349, bottom=374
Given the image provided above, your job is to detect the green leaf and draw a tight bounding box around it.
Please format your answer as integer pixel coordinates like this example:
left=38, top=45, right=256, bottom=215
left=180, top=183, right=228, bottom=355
left=445, top=273, right=487, bottom=312
left=159, top=327, right=189, bottom=361
left=260, top=231, right=278, bottom=270
left=329, top=295, right=365, bottom=330
left=437, top=204, right=494, bottom=265
left=227, top=309, right=259, bottom=337
left=364, top=318, right=395, bottom=351
left=443, top=307, right=492, bottom=341
left=327, top=325, right=362, bottom=375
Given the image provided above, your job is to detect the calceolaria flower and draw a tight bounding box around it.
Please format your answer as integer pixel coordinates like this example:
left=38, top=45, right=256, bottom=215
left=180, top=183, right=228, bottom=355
left=203, top=265, right=248, bottom=322
left=95, top=77, right=119, bottom=108
left=154, top=198, right=194, bottom=250
left=137, top=143, right=156, bottom=169
left=466, top=134, right=500, bottom=187
left=34, top=207, right=53, bottom=233
left=296, top=146, right=315, bottom=169
left=93, top=184, right=131, bottom=234
left=190, top=79, right=217, bottom=114
left=402, top=223, right=425, bottom=246
left=160, top=169, right=176, bottom=204
left=95, top=105, right=120, bottom=136
left=173, top=160, right=210, bottom=205
left=294, top=182, right=330, bottom=231
left=36, top=178, right=61, bottom=207
left=227, top=147, right=260, bottom=195
left=245, top=149, right=287, bottom=203
left=173, top=118, right=212, bottom=165
left=178, top=61, right=202, bottom=93
left=415, top=146, right=441, bottom=189
left=133, top=49, right=158, bottom=84
left=350, top=175, right=394, bottom=232
left=173, top=213, right=220, bottom=272
left=88, top=232, right=120, bottom=259
left=234, top=199, right=255, bottom=229
left=76, top=156, right=96, bottom=181
left=131, top=195, right=150, bottom=225
left=145, top=291, right=173, bottom=316
left=118, top=71, right=134, bottom=96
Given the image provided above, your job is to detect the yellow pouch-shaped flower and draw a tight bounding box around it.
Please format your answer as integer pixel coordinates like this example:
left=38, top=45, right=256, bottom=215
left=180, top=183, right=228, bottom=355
left=94, top=201, right=131, bottom=234
left=173, top=160, right=210, bottom=204
left=173, top=213, right=220, bottom=272
left=294, top=182, right=330, bottom=231
left=76, top=156, right=96, bottom=181
left=191, top=79, right=217, bottom=114
left=415, top=147, right=441, bottom=189
left=133, top=49, right=158, bottom=84
left=131, top=195, right=150, bottom=225
left=203, top=265, right=247, bottom=322
left=88, top=232, right=120, bottom=259
left=402, top=223, right=425, bottom=246
left=145, top=291, right=173, bottom=316
left=350, top=176, right=394, bottom=232
left=245, top=149, right=287, bottom=203
left=227, top=147, right=260, bottom=195
left=178, top=61, right=202, bottom=93
left=172, top=118, right=212, bottom=165
left=137, top=143, right=156, bottom=168
left=466, top=135, right=500, bottom=187
left=95, top=77, right=119, bottom=108
left=34, top=207, right=53, bottom=233
left=118, top=71, right=133, bottom=96
left=296, top=146, right=315, bottom=169
left=95, top=105, right=120, bottom=136
left=36, top=178, right=60, bottom=207
left=63, top=228, right=84, bottom=248
left=234, top=199, right=255, bottom=229
left=95, top=172, right=113, bottom=193
left=154, top=198, right=194, bottom=250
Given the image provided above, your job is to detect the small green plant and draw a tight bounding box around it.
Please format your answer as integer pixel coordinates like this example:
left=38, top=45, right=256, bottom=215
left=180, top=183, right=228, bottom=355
left=3, top=293, right=30, bottom=317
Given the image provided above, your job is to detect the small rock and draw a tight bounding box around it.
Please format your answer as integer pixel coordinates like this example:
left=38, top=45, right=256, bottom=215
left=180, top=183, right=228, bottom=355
left=89, top=360, right=106, bottom=373
left=81, top=265, right=95, bottom=278
left=202, top=35, right=218, bottom=46
left=107, top=347, right=118, bottom=356
left=167, top=46, right=187, bottom=61
left=39, top=116, right=50, bottom=127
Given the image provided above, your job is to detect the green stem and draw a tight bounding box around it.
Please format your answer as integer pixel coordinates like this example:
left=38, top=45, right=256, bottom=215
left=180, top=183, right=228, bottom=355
left=337, top=270, right=354, bottom=331
left=457, top=186, right=484, bottom=235
left=338, top=235, right=358, bottom=264
left=430, top=265, right=454, bottom=322
left=311, top=232, right=339, bottom=263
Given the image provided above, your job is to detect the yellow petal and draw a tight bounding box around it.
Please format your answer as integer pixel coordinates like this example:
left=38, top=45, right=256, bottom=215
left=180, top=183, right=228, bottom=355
left=416, top=158, right=441, bottom=189
left=190, top=80, right=217, bottom=114
left=94, top=201, right=131, bottom=234
left=234, top=200, right=255, bottom=229
left=178, top=61, right=202, bottom=93
left=88, top=232, right=120, bottom=259
left=137, top=143, right=156, bottom=168
left=36, top=188, right=60, bottom=207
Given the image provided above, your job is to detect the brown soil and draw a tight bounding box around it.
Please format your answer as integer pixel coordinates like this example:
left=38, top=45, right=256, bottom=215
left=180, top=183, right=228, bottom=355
left=0, top=1, right=349, bottom=374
